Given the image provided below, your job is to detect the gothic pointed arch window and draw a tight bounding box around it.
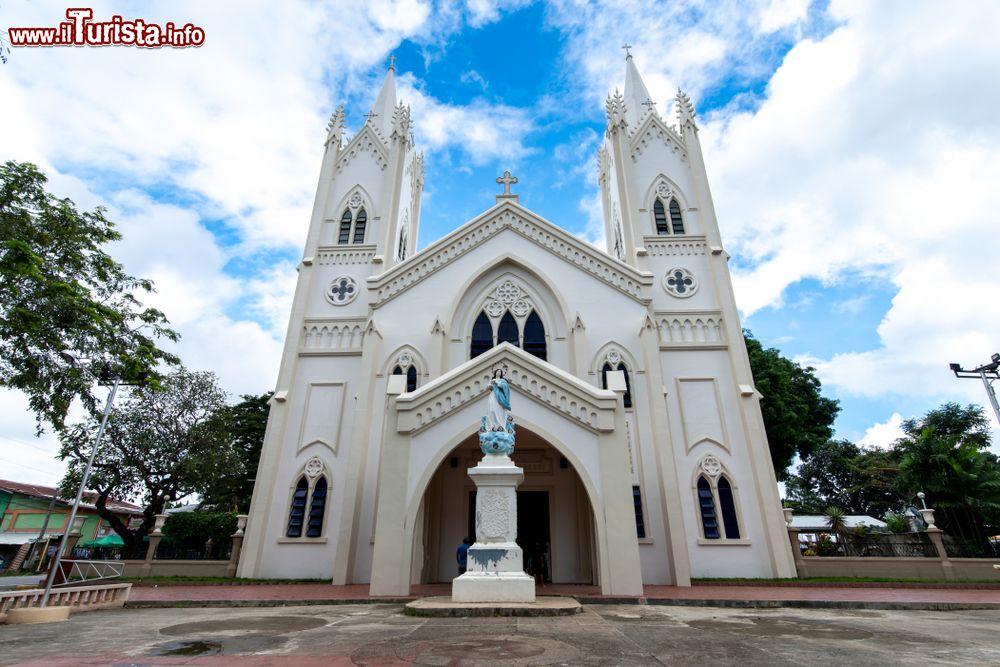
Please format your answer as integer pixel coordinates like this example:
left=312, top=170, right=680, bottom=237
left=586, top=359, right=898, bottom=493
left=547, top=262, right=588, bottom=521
left=653, top=199, right=669, bottom=235
left=392, top=364, right=418, bottom=392
left=601, top=361, right=633, bottom=408
left=669, top=198, right=684, bottom=234
left=497, top=311, right=519, bottom=347
left=523, top=311, right=546, bottom=361
left=306, top=476, right=327, bottom=537
left=470, top=280, right=550, bottom=361
left=352, top=208, right=367, bottom=244
left=470, top=311, right=493, bottom=359
left=717, top=476, right=741, bottom=539
left=286, top=458, right=329, bottom=539
left=338, top=209, right=353, bottom=245
left=337, top=198, right=368, bottom=246
left=694, top=456, right=742, bottom=541
left=286, top=477, right=309, bottom=538
left=697, top=476, right=721, bottom=539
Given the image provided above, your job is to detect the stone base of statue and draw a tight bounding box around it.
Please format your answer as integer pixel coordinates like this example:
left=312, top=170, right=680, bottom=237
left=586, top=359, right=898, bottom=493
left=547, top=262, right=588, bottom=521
left=452, top=451, right=535, bottom=603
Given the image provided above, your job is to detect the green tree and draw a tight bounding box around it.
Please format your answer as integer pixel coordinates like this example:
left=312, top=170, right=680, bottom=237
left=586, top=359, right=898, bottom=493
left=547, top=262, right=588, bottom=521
left=200, top=393, right=271, bottom=512
left=0, top=161, right=178, bottom=432
left=58, top=370, right=239, bottom=551
left=893, top=403, right=1000, bottom=544
left=744, top=331, right=840, bottom=479
left=785, top=439, right=902, bottom=516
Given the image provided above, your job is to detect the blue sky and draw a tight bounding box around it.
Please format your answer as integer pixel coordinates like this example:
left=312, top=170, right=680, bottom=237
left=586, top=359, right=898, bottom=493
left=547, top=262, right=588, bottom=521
left=2, top=0, right=999, bottom=487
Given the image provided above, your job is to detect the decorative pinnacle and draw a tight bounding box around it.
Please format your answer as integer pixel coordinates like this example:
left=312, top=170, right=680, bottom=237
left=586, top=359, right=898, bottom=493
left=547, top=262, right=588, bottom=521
left=676, top=88, right=697, bottom=129
left=325, top=105, right=345, bottom=146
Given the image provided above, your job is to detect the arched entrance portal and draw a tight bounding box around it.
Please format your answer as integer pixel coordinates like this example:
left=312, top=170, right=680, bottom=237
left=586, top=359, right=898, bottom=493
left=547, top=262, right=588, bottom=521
left=411, top=427, right=597, bottom=584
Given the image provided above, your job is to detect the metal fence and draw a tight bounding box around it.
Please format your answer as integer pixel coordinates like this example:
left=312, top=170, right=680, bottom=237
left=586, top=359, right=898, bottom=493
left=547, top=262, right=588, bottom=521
left=153, top=539, right=231, bottom=561
left=944, top=538, right=1000, bottom=559
left=812, top=533, right=939, bottom=558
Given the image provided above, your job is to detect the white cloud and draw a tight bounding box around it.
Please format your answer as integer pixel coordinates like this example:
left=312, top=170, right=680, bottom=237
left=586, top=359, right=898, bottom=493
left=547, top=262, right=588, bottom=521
left=397, top=75, right=537, bottom=164
left=859, top=413, right=904, bottom=450
left=694, top=2, right=1000, bottom=409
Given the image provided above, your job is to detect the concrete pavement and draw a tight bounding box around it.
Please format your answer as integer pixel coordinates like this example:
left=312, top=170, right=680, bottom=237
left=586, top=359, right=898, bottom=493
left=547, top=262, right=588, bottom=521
left=2, top=602, right=1000, bottom=665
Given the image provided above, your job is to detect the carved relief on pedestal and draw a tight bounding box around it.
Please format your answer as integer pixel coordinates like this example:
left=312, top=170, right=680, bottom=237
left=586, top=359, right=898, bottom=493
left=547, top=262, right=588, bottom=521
left=476, top=489, right=510, bottom=541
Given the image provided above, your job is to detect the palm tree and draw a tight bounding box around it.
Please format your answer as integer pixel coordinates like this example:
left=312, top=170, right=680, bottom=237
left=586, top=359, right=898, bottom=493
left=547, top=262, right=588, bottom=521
left=824, top=506, right=848, bottom=554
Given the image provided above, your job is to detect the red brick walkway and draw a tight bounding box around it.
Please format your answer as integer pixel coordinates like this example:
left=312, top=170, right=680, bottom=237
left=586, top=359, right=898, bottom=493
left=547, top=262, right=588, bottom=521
left=126, top=582, right=1000, bottom=609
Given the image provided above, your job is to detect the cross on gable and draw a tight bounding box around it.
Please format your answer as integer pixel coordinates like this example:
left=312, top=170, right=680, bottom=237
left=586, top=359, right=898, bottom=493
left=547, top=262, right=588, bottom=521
left=496, top=170, right=518, bottom=195
left=622, top=43, right=633, bottom=58
left=364, top=111, right=378, bottom=123
left=642, top=99, right=657, bottom=111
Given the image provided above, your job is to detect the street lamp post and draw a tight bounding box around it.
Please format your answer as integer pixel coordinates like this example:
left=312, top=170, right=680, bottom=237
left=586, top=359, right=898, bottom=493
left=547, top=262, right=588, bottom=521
left=39, top=354, right=121, bottom=608
left=949, top=353, right=1000, bottom=427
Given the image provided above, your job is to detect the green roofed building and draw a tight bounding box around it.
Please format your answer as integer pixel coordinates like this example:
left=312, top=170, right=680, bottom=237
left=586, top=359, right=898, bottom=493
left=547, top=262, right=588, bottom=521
left=0, top=478, right=142, bottom=571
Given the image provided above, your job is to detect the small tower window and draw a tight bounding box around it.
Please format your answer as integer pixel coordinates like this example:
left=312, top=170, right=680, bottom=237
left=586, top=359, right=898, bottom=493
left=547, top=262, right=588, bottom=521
left=497, top=312, right=519, bottom=347
left=286, top=477, right=309, bottom=538
left=352, top=208, right=367, bottom=244
left=653, top=199, right=669, bottom=235
left=669, top=198, right=684, bottom=234
left=470, top=311, right=493, bottom=358
left=718, top=476, right=740, bottom=539
left=306, top=476, right=327, bottom=538
left=523, top=311, right=546, bottom=361
left=338, top=209, right=352, bottom=245
left=633, top=485, right=646, bottom=539
left=697, top=476, right=720, bottom=539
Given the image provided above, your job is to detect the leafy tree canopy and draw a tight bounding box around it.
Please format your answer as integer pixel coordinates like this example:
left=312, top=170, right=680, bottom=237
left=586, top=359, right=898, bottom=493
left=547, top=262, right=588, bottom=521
left=58, top=370, right=240, bottom=549
left=199, top=393, right=271, bottom=512
left=894, top=403, right=1000, bottom=542
left=0, top=161, right=178, bottom=432
left=785, top=439, right=901, bottom=516
left=744, top=330, right=840, bottom=479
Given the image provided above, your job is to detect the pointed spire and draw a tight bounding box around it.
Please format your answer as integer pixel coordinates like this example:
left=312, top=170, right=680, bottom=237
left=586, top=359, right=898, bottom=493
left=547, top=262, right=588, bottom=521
left=368, top=57, right=398, bottom=139
left=623, top=49, right=655, bottom=129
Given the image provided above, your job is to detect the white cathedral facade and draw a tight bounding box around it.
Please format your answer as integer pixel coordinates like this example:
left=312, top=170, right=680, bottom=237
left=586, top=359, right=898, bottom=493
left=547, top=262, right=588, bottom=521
left=238, top=54, right=797, bottom=594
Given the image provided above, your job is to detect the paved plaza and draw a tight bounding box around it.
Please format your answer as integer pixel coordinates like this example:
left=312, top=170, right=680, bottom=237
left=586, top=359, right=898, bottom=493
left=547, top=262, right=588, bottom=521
left=3, top=602, right=1000, bottom=666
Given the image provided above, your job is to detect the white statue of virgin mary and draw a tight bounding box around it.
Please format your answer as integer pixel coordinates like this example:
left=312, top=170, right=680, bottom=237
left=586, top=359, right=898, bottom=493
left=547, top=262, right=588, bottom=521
left=485, top=369, right=511, bottom=431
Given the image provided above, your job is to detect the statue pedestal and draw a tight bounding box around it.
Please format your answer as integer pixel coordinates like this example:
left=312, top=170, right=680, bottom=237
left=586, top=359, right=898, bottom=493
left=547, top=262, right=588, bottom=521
left=452, top=453, right=535, bottom=603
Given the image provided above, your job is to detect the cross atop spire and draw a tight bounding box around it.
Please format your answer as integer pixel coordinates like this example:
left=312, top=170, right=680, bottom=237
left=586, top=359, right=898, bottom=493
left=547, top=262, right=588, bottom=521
left=387, top=54, right=396, bottom=71
left=622, top=43, right=633, bottom=59
left=495, top=170, right=519, bottom=203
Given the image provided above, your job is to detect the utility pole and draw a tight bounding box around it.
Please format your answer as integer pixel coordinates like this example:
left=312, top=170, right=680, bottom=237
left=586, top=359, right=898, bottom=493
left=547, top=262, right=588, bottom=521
left=949, top=353, right=1000, bottom=426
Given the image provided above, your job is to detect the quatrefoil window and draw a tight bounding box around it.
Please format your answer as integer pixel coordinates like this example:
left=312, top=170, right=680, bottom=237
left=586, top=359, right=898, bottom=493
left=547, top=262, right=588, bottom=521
left=326, top=276, right=359, bottom=305
left=663, top=267, right=698, bottom=298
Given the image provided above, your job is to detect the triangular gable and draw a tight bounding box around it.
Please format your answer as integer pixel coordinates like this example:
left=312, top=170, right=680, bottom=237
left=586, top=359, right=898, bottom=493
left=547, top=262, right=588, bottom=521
left=367, top=200, right=654, bottom=307
left=335, top=124, right=389, bottom=173
left=629, top=112, right=687, bottom=162
left=394, top=343, right=618, bottom=435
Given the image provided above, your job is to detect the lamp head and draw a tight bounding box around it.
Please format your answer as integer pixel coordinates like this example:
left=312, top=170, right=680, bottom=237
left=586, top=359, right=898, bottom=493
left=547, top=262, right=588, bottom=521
left=949, top=363, right=961, bottom=373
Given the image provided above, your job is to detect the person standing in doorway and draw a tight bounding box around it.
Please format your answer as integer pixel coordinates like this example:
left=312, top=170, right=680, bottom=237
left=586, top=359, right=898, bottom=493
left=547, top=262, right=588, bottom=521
left=456, top=537, right=471, bottom=575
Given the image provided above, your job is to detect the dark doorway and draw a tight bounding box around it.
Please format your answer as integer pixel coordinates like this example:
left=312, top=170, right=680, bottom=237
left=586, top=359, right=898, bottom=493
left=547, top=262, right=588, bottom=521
left=465, top=490, right=551, bottom=583
left=518, top=491, right=550, bottom=583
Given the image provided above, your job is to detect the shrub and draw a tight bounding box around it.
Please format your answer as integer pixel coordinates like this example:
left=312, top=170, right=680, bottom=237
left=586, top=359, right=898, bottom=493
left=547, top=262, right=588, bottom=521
left=161, top=512, right=237, bottom=548
left=884, top=513, right=910, bottom=534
